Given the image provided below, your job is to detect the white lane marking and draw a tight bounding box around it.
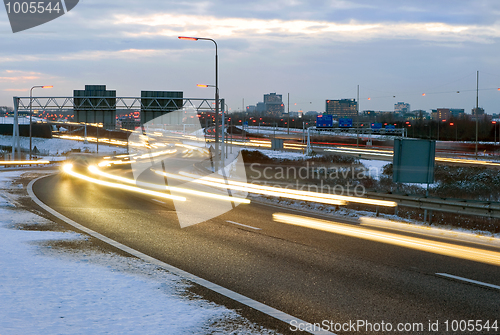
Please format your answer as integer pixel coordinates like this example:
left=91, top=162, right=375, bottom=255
left=151, top=199, right=167, bottom=205
left=436, top=273, right=500, bottom=291
left=226, top=220, right=262, bottom=230
left=28, top=176, right=333, bottom=335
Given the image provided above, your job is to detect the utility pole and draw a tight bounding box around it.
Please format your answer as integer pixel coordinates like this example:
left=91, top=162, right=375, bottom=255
left=287, top=93, right=290, bottom=135
left=475, top=70, right=479, bottom=158
left=356, top=85, right=360, bottom=147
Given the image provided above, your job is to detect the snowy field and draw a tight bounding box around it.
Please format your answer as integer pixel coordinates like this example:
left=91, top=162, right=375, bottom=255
left=241, top=125, right=397, bottom=139
left=0, top=135, right=127, bottom=158
left=0, top=171, right=280, bottom=335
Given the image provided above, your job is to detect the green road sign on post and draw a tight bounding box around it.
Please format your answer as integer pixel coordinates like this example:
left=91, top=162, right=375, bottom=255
left=393, top=139, right=436, bottom=184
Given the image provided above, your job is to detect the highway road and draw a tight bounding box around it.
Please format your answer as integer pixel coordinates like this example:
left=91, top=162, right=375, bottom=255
left=30, top=170, right=500, bottom=334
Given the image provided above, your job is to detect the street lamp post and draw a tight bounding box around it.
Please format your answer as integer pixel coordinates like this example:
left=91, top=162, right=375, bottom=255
left=450, top=122, right=457, bottom=141
left=179, top=36, right=220, bottom=165
left=475, top=70, right=479, bottom=158
left=29, top=85, right=52, bottom=159
left=492, top=121, right=497, bottom=145
left=197, top=84, right=225, bottom=162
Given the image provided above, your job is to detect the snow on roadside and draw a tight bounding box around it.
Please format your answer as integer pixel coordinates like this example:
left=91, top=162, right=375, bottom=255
left=0, top=135, right=127, bottom=157
left=0, top=172, right=280, bottom=335
left=244, top=148, right=309, bottom=161
left=359, top=159, right=389, bottom=180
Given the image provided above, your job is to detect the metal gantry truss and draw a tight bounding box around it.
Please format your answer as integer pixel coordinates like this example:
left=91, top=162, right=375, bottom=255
left=11, top=96, right=225, bottom=159
left=13, top=96, right=224, bottom=113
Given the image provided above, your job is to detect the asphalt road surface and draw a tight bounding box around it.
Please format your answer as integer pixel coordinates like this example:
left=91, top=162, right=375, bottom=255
left=31, top=170, right=500, bottom=335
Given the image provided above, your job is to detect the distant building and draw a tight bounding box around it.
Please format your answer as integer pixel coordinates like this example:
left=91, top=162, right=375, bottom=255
left=450, top=108, right=465, bottom=118
left=263, top=93, right=284, bottom=116
left=325, top=99, right=358, bottom=119
left=431, top=108, right=464, bottom=121
left=0, top=106, right=12, bottom=115
left=247, top=93, right=284, bottom=116
left=394, top=102, right=410, bottom=114
left=471, top=107, right=490, bottom=121
left=412, top=110, right=429, bottom=120
left=246, top=105, right=256, bottom=113
left=472, top=107, right=485, bottom=116
left=289, top=111, right=302, bottom=118
left=256, top=102, right=266, bottom=114
left=305, top=111, right=318, bottom=117
left=435, top=108, right=451, bottom=121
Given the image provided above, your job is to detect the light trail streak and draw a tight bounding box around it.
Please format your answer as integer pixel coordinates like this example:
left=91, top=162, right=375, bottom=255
left=155, top=170, right=346, bottom=206
left=326, top=147, right=500, bottom=167
left=360, top=217, right=500, bottom=247
left=154, top=170, right=382, bottom=207
left=0, top=160, right=50, bottom=165
left=177, top=171, right=397, bottom=207
left=273, top=213, right=500, bottom=266
left=88, top=165, right=250, bottom=204
left=61, top=164, right=186, bottom=202
left=325, top=148, right=393, bottom=157
left=53, top=135, right=129, bottom=147
left=435, top=157, right=500, bottom=166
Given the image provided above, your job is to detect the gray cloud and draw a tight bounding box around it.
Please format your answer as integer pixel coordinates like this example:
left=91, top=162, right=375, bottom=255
left=1, top=0, right=499, bottom=114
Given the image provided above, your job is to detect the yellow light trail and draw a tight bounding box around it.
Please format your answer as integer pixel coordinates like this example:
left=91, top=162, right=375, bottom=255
left=284, top=143, right=306, bottom=148
left=325, top=147, right=500, bottom=166
left=326, top=147, right=500, bottom=167
left=229, top=141, right=271, bottom=148
left=61, top=164, right=186, bottom=202
left=273, top=213, right=500, bottom=266
left=336, top=146, right=393, bottom=154
left=360, top=217, right=500, bottom=247
left=88, top=165, right=250, bottom=204
left=250, top=140, right=271, bottom=144
left=177, top=171, right=397, bottom=207
left=132, top=149, right=177, bottom=160
left=435, top=157, right=500, bottom=166
left=0, top=160, right=50, bottom=165
left=97, top=160, right=132, bottom=167
left=154, top=170, right=347, bottom=206
left=53, top=135, right=129, bottom=147
left=325, top=148, right=393, bottom=157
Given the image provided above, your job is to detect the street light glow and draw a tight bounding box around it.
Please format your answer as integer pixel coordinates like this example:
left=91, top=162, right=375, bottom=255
left=42, top=86, right=53, bottom=89
left=178, top=36, right=198, bottom=41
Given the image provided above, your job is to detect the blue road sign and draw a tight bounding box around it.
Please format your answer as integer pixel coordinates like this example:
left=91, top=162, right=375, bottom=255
left=339, top=118, right=353, bottom=128
left=316, top=114, right=333, bottom=128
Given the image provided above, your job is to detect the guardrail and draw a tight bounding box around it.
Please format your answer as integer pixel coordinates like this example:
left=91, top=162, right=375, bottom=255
left=366, top=191, right=500, bottom=220
left=248, top=178, right=500, bottom=220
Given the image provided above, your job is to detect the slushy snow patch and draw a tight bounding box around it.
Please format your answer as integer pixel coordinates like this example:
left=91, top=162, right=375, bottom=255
left=0, top=171, right=280, bottom=335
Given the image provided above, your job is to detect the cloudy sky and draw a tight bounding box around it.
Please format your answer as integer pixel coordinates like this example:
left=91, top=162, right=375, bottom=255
left=1, top=0, right=500, bottom=114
